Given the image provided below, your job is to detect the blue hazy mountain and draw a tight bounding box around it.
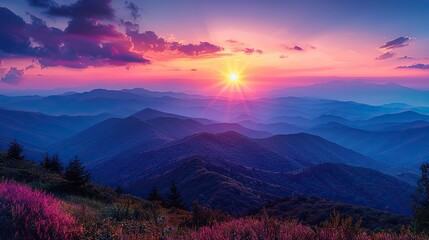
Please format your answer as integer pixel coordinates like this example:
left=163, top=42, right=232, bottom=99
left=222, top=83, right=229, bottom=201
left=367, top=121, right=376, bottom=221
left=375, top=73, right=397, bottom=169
left=52, top=109, right=271, bottom=165
left=268, top=81, right=429, bottom=106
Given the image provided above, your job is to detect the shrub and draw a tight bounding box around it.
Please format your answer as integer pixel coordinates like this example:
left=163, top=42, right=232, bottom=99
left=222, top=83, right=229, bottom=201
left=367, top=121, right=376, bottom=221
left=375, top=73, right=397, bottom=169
left=7, top=139, right=24, bottom=160
left=0, top=181, right=82, bottom=240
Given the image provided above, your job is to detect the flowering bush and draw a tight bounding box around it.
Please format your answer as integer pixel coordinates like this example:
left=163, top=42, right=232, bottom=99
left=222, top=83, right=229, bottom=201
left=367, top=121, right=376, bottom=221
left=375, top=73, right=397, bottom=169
left=178, top=217, right=426, bottom=240
left=0, top=181, right=81, bottom=240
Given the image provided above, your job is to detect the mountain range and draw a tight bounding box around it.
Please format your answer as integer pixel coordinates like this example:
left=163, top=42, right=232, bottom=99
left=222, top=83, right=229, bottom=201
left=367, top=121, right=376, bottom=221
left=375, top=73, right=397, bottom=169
left=0, top=86, right=425, bottom=216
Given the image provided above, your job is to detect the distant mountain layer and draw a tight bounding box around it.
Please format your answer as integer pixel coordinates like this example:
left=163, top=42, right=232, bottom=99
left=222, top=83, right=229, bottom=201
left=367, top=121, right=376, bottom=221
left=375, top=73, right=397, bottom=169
left=52, top=109, right=271, bottom=164
left=268, top=81, right=429, bottom=106
left=0, top=87, right=414, bottom=122
left=308, top=123, right=429, bottom=168
left=0, top=108, right=111, bottom=153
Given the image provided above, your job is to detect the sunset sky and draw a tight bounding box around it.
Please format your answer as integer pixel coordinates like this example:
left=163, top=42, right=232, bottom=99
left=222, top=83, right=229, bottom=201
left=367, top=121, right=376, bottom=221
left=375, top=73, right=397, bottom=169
left=1, top=0, right=429, bottom=93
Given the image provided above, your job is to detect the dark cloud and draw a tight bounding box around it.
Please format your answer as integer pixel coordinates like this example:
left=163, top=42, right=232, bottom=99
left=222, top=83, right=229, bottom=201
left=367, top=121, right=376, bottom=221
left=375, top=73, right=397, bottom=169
left=375, top=52, right=395, bottom=60
left=65, top=17, right=122, bottom=37
left=1, top=67, right=24, bottom=84
left=190, top=68, right=197, bottom=71
left=285, top=45, right=304, bottom=51
left=0, top=8, right=33, bottom=57
left=1, top=5, right=224, bottom=70
left=397, top=63, right=429, bottom=70
left=379, top=36, right=412, bottom=50
left=398, top=56, right=415, bottom=60
left=173, top=42, right=223, bottom=56
left=28, top=0, right=57, bottom=8
left=279, top=55, right=287, bottom=59
left=241, top=48, right=263, bottom=54
left=124, top=22, right=223, bottom=56
left=47, top=0, right=115, bottom=20
left=0, top=7, right=149, bottom=68
left=125, top=1, right=141, bottom=20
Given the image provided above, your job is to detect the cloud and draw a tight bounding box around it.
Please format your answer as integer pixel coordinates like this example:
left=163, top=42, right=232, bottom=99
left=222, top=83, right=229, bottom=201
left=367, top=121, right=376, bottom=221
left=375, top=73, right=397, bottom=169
left=284, top=45, right=304, bottom=51
left=396, top=63, right=429, bottom=70
left=398, top=56, right=415, bottom=60
left=1, top=3, right=224, bottom=69
left=25, top=64, right=36, bottom=70
left=231, top=47, right=263, bottom=55
left=1, top=67, right=25, bottom=84
left=279, top=55, right=287, bottom=59
left=379, top=36, right=412, bottom=50
left=225, top=39, right=242, bottom=44
left=28, top=0, right=57, bottom=8
left=190, top=68, right=197, bottom=71
left=46, top=0, right=115, bottom=20
left=30, top=11, right=148, bottom=68
left=172, top=42, right=223, bottom=56
left=0, top=7, right=33, bottom=57
left=124, top=22, right=223, bottom=56
left=225, top=39, right=263, bottom=55
left=0, top=7, right=148, bottom=68
left=375, top=52, right=395, bottom=60
left=125, top=1, right=141, bottom=20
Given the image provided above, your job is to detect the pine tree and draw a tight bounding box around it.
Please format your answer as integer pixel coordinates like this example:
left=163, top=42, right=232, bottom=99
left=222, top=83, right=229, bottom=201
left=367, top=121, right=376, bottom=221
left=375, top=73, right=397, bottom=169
left=148, top=185, right=164, bottom=202
left=115, top=186, right=123, bottom=195
left=166, top=182, right=186, bottom=210
left=49, top=154, right=63, bottom=174
left=64, top=156, right=90, bottom=187
left=412, top=163, right=429, bottom=233
left=41, top=153, right=63, bottom=174
left=40, top=153, right=51, bottom=169
left=7, top=139, right=24, bottom=160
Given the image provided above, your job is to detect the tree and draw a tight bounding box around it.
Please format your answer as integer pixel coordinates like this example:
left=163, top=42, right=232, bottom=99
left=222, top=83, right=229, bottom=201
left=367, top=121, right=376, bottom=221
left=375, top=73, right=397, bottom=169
left=49, top=154, right=63, bottom=174
left=166, top=182, right=186, bottom=210
left=7, top=139, right=24, bottom=160
left=412, top=163, right=429, bottom=233
left=41, top=153, right=63, bottom=174
left=40, top=153, right=51, bottom=169
left=115, top=186, right=123, bottom=195
left=148, top=185, right=164, bottom=202
left=64, top=156, right=90, bottom=188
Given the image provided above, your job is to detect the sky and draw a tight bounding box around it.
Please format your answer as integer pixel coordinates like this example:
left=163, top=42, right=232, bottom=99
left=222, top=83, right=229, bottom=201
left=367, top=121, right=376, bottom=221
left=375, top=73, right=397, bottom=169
left=0, top=0, right=429, bottom=94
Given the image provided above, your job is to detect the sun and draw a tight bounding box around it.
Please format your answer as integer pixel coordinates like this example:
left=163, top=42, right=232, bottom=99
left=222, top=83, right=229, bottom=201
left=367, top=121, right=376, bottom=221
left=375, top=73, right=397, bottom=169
left=229, top=73, right=239, bottom=82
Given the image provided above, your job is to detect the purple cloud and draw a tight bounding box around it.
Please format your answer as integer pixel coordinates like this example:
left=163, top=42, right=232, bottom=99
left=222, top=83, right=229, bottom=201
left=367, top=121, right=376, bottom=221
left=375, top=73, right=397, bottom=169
left=25, top=64, right=36, bottom=70
left=124, top=22, right=223, bottom=56
left=28, top=0, right=57, bottom=8
left=125, top=1, right=141, bottom=20
left=241, top=48, right=263, bottom=55
left=173, top=42, right=223, bottom=56
left=225, top=39, right=263, bottom=55
left=1, top=67, right=24, bottom=84
left=398, top=56, right=415, bottom=60
left=0, top=7, right=146, bottom=68
left=375, top=52, right=395, bottom=60
left=284, top=45, right=304, bottom=51
left=1, top=3, right=224, bottom=70
left=379, top=36, right=412, bottom=50
left=225, top=39, right=242, bottom=44
left=0, top=8, right=33, bottom=57
left=46, top=0, right=115, bottom=20
left=397, top=63, right=429, bottom=70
